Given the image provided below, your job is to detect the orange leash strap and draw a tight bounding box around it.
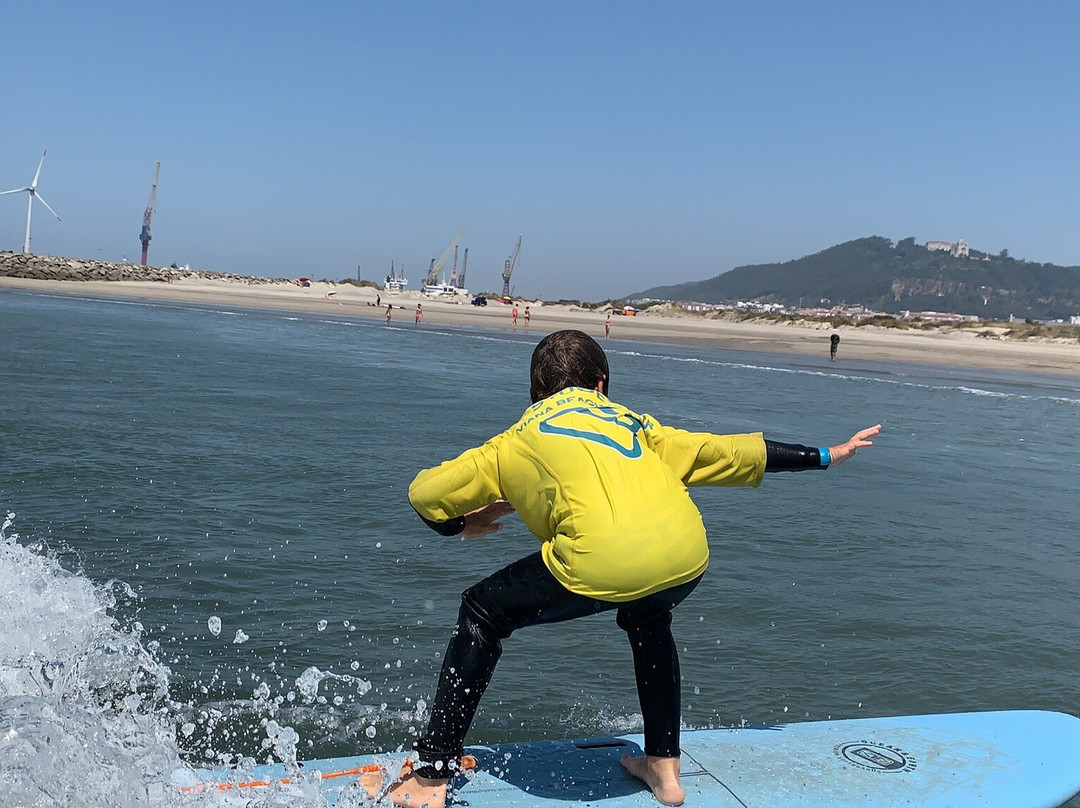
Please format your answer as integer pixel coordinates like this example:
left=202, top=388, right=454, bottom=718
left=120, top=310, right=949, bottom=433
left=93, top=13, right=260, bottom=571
left=177, top=755, right=477, bottom=794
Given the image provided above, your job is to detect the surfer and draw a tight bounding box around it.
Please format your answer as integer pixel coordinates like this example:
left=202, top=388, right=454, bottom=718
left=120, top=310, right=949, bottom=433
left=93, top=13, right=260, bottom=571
left=371, top=330, right=880, bottom=808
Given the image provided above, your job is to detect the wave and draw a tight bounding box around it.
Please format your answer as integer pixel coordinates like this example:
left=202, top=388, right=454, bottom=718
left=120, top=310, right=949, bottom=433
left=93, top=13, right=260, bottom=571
left=0, top=512, right=190, bottom=806
left=10, top=289, right=253, bottom=320
left=608, top=349, right=1080, bottom=406
left=0, top=512, right=351, bottom=807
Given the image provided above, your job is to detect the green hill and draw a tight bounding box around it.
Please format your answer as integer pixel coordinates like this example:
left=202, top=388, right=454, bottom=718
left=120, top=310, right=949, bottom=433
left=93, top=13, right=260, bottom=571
left=629, top=236, right=1080, bottom=321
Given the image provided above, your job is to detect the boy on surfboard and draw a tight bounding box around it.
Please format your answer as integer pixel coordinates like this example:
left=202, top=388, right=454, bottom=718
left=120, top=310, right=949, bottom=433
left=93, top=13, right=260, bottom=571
left=371, top=329, right=879, bottom=807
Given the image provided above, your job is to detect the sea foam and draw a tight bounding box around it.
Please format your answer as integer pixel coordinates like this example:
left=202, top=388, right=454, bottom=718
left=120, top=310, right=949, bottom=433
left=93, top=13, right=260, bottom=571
left=0, top=513, right=356, bottom=807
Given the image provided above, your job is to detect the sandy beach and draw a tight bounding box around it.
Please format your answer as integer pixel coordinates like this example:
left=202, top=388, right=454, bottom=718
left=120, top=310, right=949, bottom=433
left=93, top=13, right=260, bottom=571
left=3, top=275, right=1079, bottom=377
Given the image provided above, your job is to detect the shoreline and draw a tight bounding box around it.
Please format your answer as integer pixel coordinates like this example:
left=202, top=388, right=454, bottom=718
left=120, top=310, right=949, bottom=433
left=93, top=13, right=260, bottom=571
left=3, top=275, right=1079, bottom=377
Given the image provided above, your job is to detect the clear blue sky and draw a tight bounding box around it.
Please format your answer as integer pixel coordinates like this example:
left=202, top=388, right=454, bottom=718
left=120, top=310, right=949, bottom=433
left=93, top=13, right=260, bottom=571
left=3, top=2, right=1078, bottom=300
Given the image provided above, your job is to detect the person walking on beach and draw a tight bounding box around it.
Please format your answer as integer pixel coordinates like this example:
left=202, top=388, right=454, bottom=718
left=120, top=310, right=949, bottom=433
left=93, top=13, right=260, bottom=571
left=365, top=329, right=881, bottom=808
left=523, top=305, right=531, bottom=329
left=385, top=303, right=393, bottom=325
left=377, top=293, right=381, bottom=307
left=415, top=303, right=423, bottom=326
left=605, top=312, right=612, bottom=339
left=512, top=303, right=519, bottom=327
left=830, top=331, right=840, bottom=361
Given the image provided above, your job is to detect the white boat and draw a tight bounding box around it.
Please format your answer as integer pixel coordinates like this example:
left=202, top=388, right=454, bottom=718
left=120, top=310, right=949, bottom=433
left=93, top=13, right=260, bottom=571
left=422, top=282, right=469, bottom=298
left=421, top=225, right=469, bottom=298
left=384, top=261, right=408, bottom=291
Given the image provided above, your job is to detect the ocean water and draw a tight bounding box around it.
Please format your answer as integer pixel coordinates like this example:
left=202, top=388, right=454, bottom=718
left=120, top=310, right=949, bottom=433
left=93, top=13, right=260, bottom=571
left=2, top=288, right=1079, bottom=806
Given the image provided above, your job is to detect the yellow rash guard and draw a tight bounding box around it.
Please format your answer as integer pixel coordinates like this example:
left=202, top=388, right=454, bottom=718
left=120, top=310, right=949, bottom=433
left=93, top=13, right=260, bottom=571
left=408, top=387, right=767, bottom=602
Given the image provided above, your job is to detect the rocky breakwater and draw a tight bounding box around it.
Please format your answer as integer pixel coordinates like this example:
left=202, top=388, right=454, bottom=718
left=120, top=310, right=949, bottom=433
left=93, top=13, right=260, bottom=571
left=0, top=251, right=291, bottom=285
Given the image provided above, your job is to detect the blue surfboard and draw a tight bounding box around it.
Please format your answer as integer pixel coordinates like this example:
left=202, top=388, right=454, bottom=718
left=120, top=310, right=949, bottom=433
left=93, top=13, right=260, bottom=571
left=182, top=710, right=1080, bottom=806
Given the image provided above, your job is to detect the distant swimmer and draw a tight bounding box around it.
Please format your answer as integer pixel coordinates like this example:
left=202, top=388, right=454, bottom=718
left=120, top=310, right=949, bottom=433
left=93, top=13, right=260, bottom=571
left=386, top=303, right=393, bottom=325
left=830, top=332, right=840, bottom=361
left=415, top=303, right=423, bottom=326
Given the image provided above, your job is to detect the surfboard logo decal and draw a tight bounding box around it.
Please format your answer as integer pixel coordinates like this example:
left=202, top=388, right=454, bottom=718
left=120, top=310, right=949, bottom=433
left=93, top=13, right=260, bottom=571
left=835, top=741, right=917, bottom=773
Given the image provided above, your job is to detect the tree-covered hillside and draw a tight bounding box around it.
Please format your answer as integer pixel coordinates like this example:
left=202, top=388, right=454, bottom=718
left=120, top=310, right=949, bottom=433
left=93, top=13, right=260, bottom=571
left=629, top=236, right=1080, bottom=320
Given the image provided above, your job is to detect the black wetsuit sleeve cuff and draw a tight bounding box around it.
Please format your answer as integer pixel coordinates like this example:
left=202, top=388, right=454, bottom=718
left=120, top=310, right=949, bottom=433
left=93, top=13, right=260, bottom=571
left=416, top=509, right=467, bottom=536
left=764, top=440, right=825, bottom=471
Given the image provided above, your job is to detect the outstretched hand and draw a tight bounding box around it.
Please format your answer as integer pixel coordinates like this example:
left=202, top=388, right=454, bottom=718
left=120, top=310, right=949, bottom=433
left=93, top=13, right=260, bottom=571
left=461, top=500, right=516, bottom=538
left=828, top=424, right=881, bottom=468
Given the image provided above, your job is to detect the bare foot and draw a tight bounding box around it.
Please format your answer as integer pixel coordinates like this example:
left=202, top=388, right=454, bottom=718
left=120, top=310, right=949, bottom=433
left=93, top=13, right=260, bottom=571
left=620, top=753, right=685, bottom=806
left=358, top=763, right=448, bottom=808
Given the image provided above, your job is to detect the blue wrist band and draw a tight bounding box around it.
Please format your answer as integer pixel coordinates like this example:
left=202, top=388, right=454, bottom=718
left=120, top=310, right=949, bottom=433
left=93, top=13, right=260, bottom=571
left=819, top=447, right=831, bottom=467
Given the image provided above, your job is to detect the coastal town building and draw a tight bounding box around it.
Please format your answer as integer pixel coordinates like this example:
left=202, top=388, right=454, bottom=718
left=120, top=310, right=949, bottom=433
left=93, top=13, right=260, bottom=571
left=926, top=238, right=970, bottom=258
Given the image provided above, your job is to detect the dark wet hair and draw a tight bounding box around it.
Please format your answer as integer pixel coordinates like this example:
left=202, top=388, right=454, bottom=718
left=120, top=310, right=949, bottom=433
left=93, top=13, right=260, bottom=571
left=529, top=330, right=609, bottom=403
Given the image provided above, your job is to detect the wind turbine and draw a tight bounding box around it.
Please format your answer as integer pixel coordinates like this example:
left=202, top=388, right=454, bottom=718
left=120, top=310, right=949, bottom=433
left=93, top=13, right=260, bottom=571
left=1, top=150, right=62, bottom=254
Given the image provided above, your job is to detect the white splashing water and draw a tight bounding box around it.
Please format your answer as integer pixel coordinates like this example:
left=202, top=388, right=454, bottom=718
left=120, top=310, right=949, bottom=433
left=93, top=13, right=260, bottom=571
left=0, top=513, right=368, bottom=808
left=0, top=511, right=187, bottom=805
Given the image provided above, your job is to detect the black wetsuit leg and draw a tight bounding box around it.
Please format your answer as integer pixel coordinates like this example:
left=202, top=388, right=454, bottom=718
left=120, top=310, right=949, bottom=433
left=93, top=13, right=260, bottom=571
left=616, top=575, right=702, bottom=758
left=413, top=552, right=609, bottom=777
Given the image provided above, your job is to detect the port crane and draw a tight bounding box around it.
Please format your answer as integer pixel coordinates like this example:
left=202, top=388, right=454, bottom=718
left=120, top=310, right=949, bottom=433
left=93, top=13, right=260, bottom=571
left=423, top=223, right=468, bottom=288
left=139, top=161, right=161, bottom=266
left=502, top=235, right=522, bottom=299
left=458, top=247, right=469, bottom=288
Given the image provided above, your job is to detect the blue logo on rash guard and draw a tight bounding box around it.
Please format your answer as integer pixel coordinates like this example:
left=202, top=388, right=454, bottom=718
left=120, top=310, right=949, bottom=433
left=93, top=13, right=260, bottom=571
left=537, top=406, right=644, bottom=458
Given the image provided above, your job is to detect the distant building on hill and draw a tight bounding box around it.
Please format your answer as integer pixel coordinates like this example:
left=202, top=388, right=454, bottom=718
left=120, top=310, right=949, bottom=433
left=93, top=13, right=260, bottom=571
left=902, top=310, right=979, bottom=323
left=926, top=238, right=970, bottom=258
